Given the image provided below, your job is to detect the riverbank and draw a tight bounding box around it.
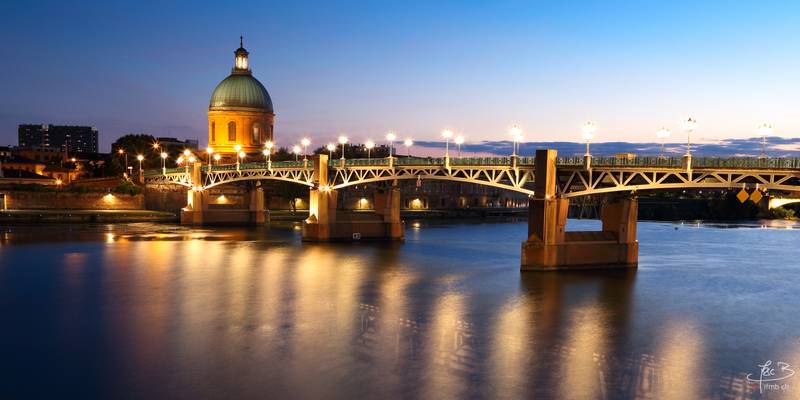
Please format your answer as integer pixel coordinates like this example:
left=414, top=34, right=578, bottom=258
left=0, top=209, right=177, bottom=223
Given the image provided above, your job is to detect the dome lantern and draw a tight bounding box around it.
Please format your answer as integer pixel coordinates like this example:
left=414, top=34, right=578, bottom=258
left=233, top=35, right=250, bottom=74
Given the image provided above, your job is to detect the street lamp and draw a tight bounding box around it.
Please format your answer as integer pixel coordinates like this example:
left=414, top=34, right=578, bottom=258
left=338, top=136, right=348, bottom=160
left=237, top=151, right=245, bottom=169
left=136, top=154, right=144, bottom=177
left=365, top=140, right=375, bottom=159
left=160, top=152, right=168, bottom=174
left=326, top=143, right=336, bottom=159
left=118, top=148, right=128, bottom=171
left=404, top=138, right=414, bottom=157
left=213, top=153, right=221, bottom=165
left=183, top=149, right=192, bottom=158
left=681, top=117, right=697, bottom=156
left=386, top=132, right=396, bottom=158
left=301, top=137, right=311, bottom=160
left=454, top=135, right=465, bottom=157
left=509, top=124, right=523, bottom=157
left=206, top=147, right=214, bottom=170
left=656, top=128, right=671, bottom=159
left=292, top=145, right=301, bottom=161
left=265, top=141, right=274, bottom=163
left=441, top=129, right=453, bottom=158
left=581, top=121, right=596, bottom=157
left=757, top=123, right=773, bottom=159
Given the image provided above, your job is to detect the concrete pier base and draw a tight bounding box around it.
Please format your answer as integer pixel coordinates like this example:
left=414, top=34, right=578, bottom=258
left=521, top=149, right=638, bottom=271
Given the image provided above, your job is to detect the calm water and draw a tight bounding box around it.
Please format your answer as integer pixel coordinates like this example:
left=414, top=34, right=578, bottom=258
left=0, top=219, right=799, bottom=399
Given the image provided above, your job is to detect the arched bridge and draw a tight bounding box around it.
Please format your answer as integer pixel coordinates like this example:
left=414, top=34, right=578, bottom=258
left=144, top=154, right=800, bottom=197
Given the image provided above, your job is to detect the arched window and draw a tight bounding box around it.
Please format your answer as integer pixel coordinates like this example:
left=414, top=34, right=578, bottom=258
left=211, top=122, right=216, bottom=142
left=227, top=121, right=236, bottom=142
left=252, top=123, right=261, bottom=145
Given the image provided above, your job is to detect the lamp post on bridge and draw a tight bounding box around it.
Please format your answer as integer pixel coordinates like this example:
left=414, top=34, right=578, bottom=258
left=404, top=138, right=414, bottom=157
left=206, top=147, right=214, bottom=171
left=509, top=124, right=522, bottom=158
left=681, top=117, right=697, bottom=170
left=385, top=132, right=396, bottom=158
left=455, top=135, right=465, bottom=158
left=441, top=129, right=453, bottom=158
left=136, top=154, right=144, bottom=181
left=757, top=123, right=773, bottom=159
left=326, top=143, right=336, bottom=160
left=365, top=140, right=375, bottom=159
left=656, top=127, right=671, bottom=159
left=582, top=121, right=596, bottom=169
left=160, top=152, right=168, bottom=175
left=301, top=137, right=311, bottom=161
left=338, top=136, right=348, bottom=161
left=265, top=141, right=274, bottom=167
left=234, top=145, right=242, bottom=171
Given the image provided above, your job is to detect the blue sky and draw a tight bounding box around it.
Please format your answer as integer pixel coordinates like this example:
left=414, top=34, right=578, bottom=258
left=1, top=0, right=799, bottom=152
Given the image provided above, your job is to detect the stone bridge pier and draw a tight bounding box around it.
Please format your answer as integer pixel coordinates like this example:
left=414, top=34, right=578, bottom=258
left=302, top=154, right=404, bottom=241
left=180, top=162, right=266, bottom=225
left=521, top=149, right=638, bottom=270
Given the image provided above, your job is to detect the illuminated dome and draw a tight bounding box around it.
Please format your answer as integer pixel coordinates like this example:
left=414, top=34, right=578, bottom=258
left=209, top=74, right=273, bottom=113
left=208, top=37, right=274, bottom=113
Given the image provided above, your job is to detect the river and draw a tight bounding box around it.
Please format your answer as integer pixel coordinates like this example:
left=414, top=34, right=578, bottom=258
left=0, top=219, right=798, bottom=399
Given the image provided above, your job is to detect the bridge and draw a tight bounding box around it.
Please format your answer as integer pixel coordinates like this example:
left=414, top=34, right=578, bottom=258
left=144, top=150, right=800, bottom=270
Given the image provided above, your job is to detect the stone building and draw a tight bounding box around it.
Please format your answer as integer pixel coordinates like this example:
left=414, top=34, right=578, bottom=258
left=208, top=37, right=275, bottom=156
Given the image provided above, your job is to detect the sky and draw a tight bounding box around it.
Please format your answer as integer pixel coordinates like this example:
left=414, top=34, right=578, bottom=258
left=1, top=0, right=799, bottom=154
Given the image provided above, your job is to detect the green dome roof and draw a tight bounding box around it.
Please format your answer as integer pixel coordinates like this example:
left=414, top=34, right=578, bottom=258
left=209, top=73, right=273, bottom=113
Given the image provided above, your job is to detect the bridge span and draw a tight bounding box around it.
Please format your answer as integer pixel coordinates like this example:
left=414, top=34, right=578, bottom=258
left=144, top=150, right=800, bottom=270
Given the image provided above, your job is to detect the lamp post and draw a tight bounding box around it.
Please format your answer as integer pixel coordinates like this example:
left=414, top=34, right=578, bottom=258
left=301, top=137, right=311, bottom=160
left=509, top=124, right=522, bottom=157
left=404, top=138, right=414, bottom=157
left=581, top=121, right=596, bottom=157
left=681, top=117, right=697, bottom=156
left=385, top=132, right=396, bottom=158
left=213, top=153, right=221, bottom=165
left=234, top=145, right=242, bottom=170
left=656, top=128, right=671, bottom=159
left=338, top=136, right=348, bottom=160
left=441, top=129, right=453, bottom=158
left=365, top=140, right=375, bottom=159
left=264, top=140, right=274, bottom=165
left=326, top=143, right=336, bottom=159
left=136, top=154, right=144, bottom=181
left=118, top=149, right=128, bottom=172
left=237, top=151, right=245, bottom=170
left=292, top=145, right=301, bottom=161
left=160, top=152, right=168, bottom=174
left=206, top=147, right=214, bottom=170
left=757, top=123, right=773, bottom=159
left=681, top=117, right=697, bottom=170
left=454, top=135, right=465, bottom=157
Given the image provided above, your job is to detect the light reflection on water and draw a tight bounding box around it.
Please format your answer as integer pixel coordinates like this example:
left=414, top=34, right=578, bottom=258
left=0, top=220, right=799, bottom=399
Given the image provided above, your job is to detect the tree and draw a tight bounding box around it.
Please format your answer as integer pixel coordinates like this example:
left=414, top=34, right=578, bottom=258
left=108, top=134, right=158, bottom=176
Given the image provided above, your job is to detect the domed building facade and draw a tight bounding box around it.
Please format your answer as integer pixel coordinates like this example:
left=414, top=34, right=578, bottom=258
left=208, top=38, right=274, bottom=154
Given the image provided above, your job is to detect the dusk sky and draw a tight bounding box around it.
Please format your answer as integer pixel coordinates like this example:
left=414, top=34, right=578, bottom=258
left=2, top=0, right=799, bottom=152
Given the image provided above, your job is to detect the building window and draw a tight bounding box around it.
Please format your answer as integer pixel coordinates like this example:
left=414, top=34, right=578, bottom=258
left=252, top=123, right=261, bottom=145
left=227, top=121, right=236, bottom=142
left=211, top=122, right=216, bottom=142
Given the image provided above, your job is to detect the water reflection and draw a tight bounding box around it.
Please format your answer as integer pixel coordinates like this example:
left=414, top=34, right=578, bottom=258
left=0, top=221, right=799, bottom=398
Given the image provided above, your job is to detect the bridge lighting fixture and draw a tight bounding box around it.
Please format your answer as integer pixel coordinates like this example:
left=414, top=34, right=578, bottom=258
left=385, top=132, right=397, bottom=157
left=338, top=136, right=348, bottom=160
left=326, top=143, right=336, bottom=158
left=160, top=152, right=168, bottom=174
left=234, top=144, right=242, bottom=153
left=292, top=145, right=301, bottom=161
left=136, top=154, right=144, bottom=175
left=213, top=153, right=221, bottom=163
left=365, top=140, right=375, bottom=159
left=404, top=138, right=414, bottom=157
left=582, top=121, right=596, bottom=156
left=301, top=138, right=311, bottom=160
left=656, top=128, right=671, bottom=158
left=509, top=124, right=523, bottom=156
left=681, top=117, right=697, bottom=156
left=188, top=156, right=196, bottom=163
left=183, top=149, right=192, bottom=157
left=177, top=156, right=184, bottom=165
left=442, top=129, right=454, bottom=158
left=265, top=141, right=274, bottom=151
left=757, top=123, right=773, bottom=159
left=160, top=152, right=168, bottom=159
left=455, top=135, right=465, bottom=157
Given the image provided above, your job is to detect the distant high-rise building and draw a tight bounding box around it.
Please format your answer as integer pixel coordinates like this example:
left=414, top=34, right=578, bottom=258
left=18, top=124, right=99, bottom=154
